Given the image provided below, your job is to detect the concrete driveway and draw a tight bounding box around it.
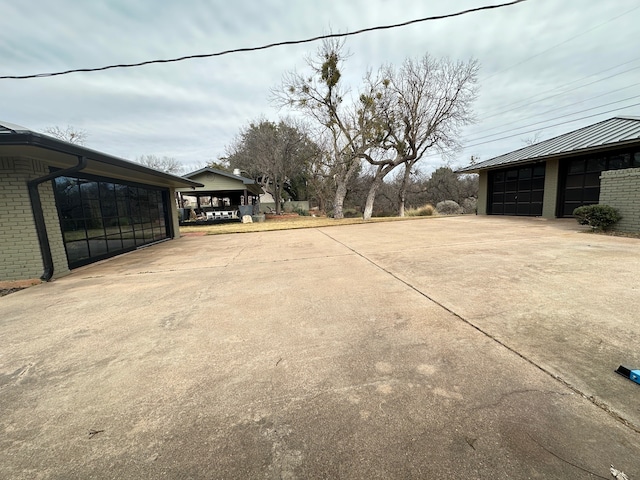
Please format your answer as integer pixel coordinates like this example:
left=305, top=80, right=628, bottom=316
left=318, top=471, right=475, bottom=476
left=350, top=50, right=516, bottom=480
left=1, top=216, right=639, bottom=479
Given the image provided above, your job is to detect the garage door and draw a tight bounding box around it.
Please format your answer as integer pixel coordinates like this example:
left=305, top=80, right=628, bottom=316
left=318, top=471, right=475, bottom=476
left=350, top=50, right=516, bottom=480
left=558, top=151, right=640, bottom=217
left=53, top=175, right=171, bottom=269
left=489, top=164, right=545, bottom=216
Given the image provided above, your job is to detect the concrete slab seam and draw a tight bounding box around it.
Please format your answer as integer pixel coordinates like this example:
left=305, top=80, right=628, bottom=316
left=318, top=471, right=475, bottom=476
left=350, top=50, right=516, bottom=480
left=317, top=228, right=640, bottom=435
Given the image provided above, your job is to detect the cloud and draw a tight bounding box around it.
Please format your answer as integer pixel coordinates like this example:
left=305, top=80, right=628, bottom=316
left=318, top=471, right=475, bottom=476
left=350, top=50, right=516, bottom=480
left=1, top=0, right=639, bottom=171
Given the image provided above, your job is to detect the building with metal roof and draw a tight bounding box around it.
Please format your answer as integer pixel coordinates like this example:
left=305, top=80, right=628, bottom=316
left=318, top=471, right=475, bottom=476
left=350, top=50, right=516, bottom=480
left=457, top=116, right=640, bottom=220
left=0, top=121, right=203, bottom=283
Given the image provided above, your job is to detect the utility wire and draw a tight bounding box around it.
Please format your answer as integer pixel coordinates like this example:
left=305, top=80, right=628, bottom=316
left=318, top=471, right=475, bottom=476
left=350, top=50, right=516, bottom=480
left=471, top=79, right=640, bottom=138
left=483, top=3, right=640, bottom=82
left=0, top=0, right=528, bottom=80
left=481, top=63, right=640, bottom=121
left=481, top=55, right=640, bottom=118
left=463, top=102, right=640, bottom=151
left=425, top=101, right=640, bottom=161
left=465, top=94, right=640, bottom=144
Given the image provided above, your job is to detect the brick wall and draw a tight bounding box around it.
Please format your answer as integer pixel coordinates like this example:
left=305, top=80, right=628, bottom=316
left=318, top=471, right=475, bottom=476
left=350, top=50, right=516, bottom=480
left=599, top=167, right=640, bottom=233
left=0, top=157, right=69, bottom=281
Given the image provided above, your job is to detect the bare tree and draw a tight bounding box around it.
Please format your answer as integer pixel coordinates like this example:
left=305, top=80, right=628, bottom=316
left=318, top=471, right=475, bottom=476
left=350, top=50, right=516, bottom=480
left=226, top=118, right=319, bottom=215
left=360, top=55, right=479, bottom=219
left=521, top=130, right=544, bottom=146
left=135, top=155, right=184, bottom=174
left=273, top=39, right=382, bottom=219
left=44, top=125, right=88, bottom=145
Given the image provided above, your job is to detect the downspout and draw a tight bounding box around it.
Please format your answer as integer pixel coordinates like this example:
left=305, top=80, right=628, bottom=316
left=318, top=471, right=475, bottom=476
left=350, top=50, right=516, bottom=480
left=27, top=156, right=88, bottom=281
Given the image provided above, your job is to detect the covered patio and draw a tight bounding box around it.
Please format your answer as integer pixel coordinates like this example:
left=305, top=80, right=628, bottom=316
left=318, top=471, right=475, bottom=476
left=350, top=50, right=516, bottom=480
left=176, top=167, right=263, bottom=224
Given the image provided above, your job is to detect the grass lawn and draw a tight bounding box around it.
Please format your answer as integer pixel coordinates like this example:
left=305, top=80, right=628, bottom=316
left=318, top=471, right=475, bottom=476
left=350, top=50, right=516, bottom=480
left=179, top=214, right=433, bottom=235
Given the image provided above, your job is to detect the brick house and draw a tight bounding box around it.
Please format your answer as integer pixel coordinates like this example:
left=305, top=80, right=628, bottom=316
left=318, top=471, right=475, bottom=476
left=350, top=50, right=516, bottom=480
left=0, top=121, right=202, bottom=283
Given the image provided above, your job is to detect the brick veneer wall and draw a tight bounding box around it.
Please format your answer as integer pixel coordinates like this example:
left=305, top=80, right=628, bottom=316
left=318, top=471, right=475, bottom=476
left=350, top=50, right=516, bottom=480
left=0, top=157, right=69, bottom=281
left=599, top=167, right=640, bottom=233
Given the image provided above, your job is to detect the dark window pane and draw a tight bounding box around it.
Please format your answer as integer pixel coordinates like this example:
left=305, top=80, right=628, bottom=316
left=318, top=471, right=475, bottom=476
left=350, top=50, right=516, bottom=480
left=122, top=238, right=136, bottom=249
left=518, top=179, right=532, bottom=191
left=88, top=238, right=108, bottom=257
left=633, top=152, right=640, bottom=167
left=531, top=191, right=544, bottom=203
left=494, top=171, right=505, bottom=182
left=518, top=192, right=531, bottom=203
left=62, top=219, right=86, bottom=242
left=531, top=203, right=543, bottom=216
left=99, top=182, right=118, bottom=217
left=533, top=165, right=546, bottom=177
left=66, top=240, right=90, bottom=263
left=584, top=173, right=600, bottom=187
left=586, top=157, right=604, bottom=173
left=80, top=180, right=99, bottom=198
left=608, top=154, right=630, bottom=170
left=106, top=234, right=123, bottom=252
left=583, top=187, right=600, bottom=203
left=568, top=160, right=585, bottom=174
left=518, top=168, right=532, bottom=179
left=565, top=175, right=583, bottom=188
left=506, top=170, right=518, bottom=181
left=565, top=188, right=583, bottom=201
left=505, top=181, right=517, bottom=192
left=119, top=217, right=133, bottom=233
left=532, top=178, right=545, bottom=190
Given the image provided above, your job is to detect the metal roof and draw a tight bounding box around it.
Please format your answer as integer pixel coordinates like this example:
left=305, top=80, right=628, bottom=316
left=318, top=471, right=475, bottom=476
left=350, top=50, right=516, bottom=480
left=458, top=116, right=640, bottom=173
left=0, top=120, right=202, bottom=189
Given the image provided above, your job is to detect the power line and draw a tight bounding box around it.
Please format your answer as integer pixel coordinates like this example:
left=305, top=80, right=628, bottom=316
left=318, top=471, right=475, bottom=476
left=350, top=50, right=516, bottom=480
left=424, top=102, right=640, bottom=161
left=0, top=0, right=528, bottom=80
left=472, top=79, right=640, bottom=138
left=483, top=3, right=640, bottom=82
left=481, top=55, right=640, bottom=118
left=465, top=94, right=640, bottom=144
left=463, top=103, right=640, bottom=151
left=483, top=64, right=640, bottom=120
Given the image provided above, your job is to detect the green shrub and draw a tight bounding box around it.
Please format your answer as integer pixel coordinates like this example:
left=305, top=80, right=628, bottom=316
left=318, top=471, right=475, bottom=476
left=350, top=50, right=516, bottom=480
left=573, top=204, right=621, bottom=231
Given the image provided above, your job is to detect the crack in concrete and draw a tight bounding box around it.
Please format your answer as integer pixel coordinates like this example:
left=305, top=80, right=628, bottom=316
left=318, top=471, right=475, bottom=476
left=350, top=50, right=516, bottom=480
left=318, top=228, right=640, bottom=435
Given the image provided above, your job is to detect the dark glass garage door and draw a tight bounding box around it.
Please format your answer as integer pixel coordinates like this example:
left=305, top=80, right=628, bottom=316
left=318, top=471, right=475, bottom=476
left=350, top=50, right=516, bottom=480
left=558, top=151, right=640, bottom=217
left=53, top=175, right=171, bottom=268
left=489, top=164, right=545, bottom=216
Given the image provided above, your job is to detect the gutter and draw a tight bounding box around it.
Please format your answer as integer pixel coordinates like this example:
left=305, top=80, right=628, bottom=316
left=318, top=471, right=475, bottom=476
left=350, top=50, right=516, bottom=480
left=27, top=156, right=88, bottom=281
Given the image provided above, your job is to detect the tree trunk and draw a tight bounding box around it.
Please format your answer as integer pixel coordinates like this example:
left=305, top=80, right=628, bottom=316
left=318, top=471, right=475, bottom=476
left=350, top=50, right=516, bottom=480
left=397, top=164, right=412, bottom=217
left=333, top=180, right=348, bottom=219
left=274, top=183, right=283, bottom=215
left=363, top=167, right=386, bottom=220
left=332, top=158, right=360, bottom=219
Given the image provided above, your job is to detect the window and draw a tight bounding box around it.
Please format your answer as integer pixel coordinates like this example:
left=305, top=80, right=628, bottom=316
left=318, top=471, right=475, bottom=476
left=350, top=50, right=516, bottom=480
left=54, top=175, right=170, bottom=268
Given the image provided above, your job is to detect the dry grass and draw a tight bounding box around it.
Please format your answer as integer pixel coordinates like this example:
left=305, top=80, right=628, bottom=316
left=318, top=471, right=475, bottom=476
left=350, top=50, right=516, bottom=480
left=179, top=215, right=429, bottom=236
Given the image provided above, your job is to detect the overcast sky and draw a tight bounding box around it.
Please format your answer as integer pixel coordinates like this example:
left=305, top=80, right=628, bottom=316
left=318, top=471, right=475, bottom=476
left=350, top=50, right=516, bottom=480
left=2, top=0, right=639, bottom=174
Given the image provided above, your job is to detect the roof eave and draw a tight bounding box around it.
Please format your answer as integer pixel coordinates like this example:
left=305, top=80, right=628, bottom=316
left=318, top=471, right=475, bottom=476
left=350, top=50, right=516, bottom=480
left=459, top=137, right=640, bottom=173
left=0, top=131, right=203, bottom=188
